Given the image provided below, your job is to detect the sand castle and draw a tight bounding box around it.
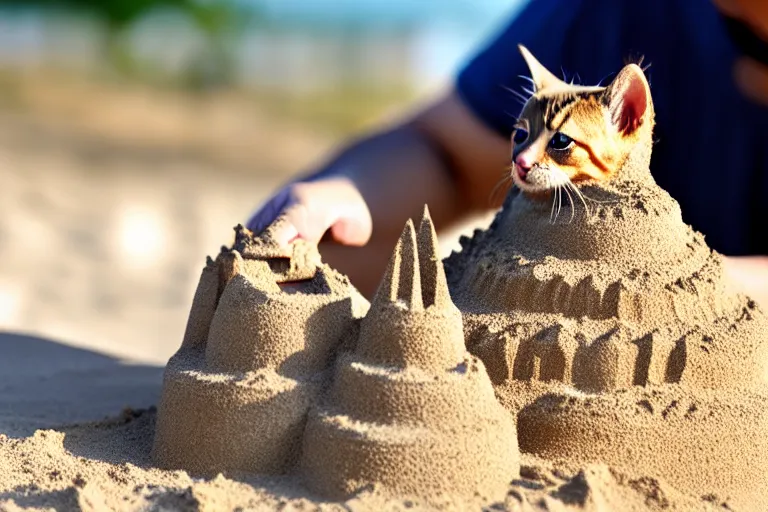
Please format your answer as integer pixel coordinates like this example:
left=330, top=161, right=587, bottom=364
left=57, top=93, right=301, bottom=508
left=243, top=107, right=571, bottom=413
left=152, top=226, right=368, bottom=475
left=153, top=109, right=768, bottom=509
left=444, top=137, right=768, bottom=507
left=301, top=213, right=517, bottom=501
left=153, top=213, right=518, bottom=504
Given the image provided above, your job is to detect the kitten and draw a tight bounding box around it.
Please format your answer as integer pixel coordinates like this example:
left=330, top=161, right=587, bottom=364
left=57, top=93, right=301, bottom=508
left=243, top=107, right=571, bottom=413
left=511, top=45, right=655, bottom=198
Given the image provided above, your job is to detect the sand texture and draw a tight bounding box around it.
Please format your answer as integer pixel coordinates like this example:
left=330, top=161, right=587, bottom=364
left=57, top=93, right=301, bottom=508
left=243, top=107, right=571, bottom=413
left=445, top=129, right=768, bottom=508
left=301, top=213, right=518, bottom=503
left=0, top=409, right=721, bottom=511
left=4, top=91, right=767, bottom=510
left=152, top=231, right=367, bottom=476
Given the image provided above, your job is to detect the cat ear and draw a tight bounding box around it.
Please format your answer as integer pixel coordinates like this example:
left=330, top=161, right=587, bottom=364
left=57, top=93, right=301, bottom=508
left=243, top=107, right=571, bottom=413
left=518, top=45, right=565, bottom=91
left=603, top=64, right=650, bottom=135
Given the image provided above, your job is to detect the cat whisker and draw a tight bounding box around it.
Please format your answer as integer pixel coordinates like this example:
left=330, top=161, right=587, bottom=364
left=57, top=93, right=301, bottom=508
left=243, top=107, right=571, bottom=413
left=566, top=180, right=591, bottom=219
left=560, top=187, right=568, bottom=224
left=548, top=176, right=563, bottom=224
left=562, top=184, right=576, bottom=223
left=596, top=71, right=616, bottom=87
left=575, top=187, right=623, bottom=205
left=503, top=86, right=531, bottom=105
left=549, top=187, right=557, bottom=224
left=552, top=186, right=563, bottom=225
left=548, top=168, right=588, bottom=221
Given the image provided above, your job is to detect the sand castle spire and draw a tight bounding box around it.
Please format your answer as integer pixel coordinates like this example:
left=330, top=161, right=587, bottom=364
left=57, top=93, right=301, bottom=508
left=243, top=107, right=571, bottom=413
left=356, top=212, right=465, bottom=370
left=300, top=212, right=519, bottom=504
left=371, top=219, right=423, bottom=310
left=416, top=205, right=452, bottom=309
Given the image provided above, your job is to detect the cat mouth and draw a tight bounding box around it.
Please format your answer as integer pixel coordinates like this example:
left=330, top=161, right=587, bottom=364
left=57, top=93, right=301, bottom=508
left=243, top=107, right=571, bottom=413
left=512, top=164, right=555, bottom=194
left=512, top=164, right=538, bottom=191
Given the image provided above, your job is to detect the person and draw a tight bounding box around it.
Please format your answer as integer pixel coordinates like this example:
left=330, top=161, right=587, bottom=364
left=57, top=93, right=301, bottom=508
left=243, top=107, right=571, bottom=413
left=247, top=0, right=768, bottom=306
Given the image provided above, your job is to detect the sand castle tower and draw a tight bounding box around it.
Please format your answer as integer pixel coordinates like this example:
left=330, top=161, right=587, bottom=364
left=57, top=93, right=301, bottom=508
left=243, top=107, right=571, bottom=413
left=444, top=121, right=768, bottom=506
left=152, top=225, right=368, bottom=476
left=446, top=137, right=768, bottom=395
left=300, top=208, right=518, bottom=503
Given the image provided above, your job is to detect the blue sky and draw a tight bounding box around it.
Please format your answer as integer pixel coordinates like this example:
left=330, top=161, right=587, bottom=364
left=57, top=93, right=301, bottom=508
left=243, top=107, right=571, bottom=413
left=242, top=0, right=524, bottom=30
left=238, top=0, right=527, bottom=85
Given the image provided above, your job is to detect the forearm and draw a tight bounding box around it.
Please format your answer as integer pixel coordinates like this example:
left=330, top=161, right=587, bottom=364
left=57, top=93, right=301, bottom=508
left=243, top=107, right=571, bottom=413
left=304, top=124, right=468, bottom=240
left=274, top=92, right=509, bottom=297
left=297, top=125, right=465, bottom=297
left=299, top=90, right=510, bottom=241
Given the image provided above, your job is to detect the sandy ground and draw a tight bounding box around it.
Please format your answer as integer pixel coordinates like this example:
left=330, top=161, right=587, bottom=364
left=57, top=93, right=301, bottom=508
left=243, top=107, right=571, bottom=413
left=0, top=72, right=481, bottom=437
left=0, top=73, right=343, bottom=434
left=0, top=72, right=746, bottom=512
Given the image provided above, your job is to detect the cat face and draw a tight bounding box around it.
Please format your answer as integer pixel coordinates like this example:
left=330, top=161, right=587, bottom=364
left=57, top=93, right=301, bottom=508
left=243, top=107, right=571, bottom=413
left=511, top=46, right=654, bottom=195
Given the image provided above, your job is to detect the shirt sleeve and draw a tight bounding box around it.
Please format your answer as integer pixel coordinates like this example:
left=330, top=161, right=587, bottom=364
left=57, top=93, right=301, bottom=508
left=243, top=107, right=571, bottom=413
left=455, top=0, right=632, bottom=139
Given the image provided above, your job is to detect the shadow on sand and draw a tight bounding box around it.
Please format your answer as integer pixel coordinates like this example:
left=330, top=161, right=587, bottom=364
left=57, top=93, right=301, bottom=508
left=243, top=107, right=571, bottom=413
left=0, top=331, right=163, bottom=438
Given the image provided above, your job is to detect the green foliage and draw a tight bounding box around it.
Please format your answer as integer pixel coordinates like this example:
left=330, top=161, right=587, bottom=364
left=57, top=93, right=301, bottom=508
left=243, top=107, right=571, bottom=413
left=0, top=0, right=252, bottom=85
left=0, top=0, right=245, bottom=31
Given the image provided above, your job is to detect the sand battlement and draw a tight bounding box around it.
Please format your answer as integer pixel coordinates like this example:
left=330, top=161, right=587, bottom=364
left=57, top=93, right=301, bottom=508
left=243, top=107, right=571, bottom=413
left=152, top=230, right=366, bottom=476
left=448, top=155, right=768, bottom=397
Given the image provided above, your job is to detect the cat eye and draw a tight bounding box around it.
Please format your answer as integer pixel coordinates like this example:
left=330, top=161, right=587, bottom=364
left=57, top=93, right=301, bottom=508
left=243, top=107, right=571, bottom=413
left=513, top=128, right=529, bottom=145
left=549, top=132, right=573, bottom=150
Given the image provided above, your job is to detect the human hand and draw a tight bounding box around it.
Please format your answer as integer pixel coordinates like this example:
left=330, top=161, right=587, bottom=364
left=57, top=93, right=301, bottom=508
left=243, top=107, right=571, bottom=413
left=246, top=177, right=373, bottom=251
left=722, top=255, right=768, bottom=311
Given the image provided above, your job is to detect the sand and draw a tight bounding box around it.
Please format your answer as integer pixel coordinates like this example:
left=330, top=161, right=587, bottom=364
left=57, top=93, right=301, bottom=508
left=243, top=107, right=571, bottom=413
left=443, top=115, right=768, bottom=509
left=2, top=84, right=767, bottom=510
left=1, top=211, right=724, bottom=512
left=0, top=409, right=718, bottom=511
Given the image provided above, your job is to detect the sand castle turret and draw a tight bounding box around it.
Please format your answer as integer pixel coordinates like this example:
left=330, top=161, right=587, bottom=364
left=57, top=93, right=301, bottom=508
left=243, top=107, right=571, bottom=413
left=300, top=208, right=518, bottom=503
left=444, top=134, right=768, bottom=506
left=152, top=226, right=368, bottom=476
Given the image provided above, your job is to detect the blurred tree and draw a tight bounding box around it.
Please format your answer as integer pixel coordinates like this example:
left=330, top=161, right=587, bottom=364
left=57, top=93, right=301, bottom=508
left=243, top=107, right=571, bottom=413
left=0, top=0, right=251, bottom=87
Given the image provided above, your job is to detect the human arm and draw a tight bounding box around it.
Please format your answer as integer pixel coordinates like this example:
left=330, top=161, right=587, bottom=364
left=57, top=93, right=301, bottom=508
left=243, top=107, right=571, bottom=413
left=713, top=0, right=768, bottom=309
left=248, top=92, right=510, bottom=297
left=246, top=0, right=605, bottom=296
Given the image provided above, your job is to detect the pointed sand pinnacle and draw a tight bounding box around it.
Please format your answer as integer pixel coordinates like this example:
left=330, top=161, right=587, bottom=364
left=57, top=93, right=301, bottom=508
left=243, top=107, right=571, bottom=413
left=216, top=250, right=243, bottom=299
left=417, top=205, right=452, bottom=309
left=371, top=219, right=423, bottom=310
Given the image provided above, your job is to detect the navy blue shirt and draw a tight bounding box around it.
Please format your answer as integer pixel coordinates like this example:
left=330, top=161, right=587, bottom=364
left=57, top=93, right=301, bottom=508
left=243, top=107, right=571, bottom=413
left=456, top=0, right=768, bottom=256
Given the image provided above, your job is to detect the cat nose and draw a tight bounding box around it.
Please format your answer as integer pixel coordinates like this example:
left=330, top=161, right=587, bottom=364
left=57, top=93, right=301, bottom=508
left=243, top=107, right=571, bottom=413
left=515, top=154, right=535, bottom=173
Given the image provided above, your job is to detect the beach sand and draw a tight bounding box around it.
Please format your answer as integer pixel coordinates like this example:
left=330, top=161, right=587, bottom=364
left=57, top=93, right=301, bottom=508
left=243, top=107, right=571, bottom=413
left=0, top=409, right=714, bottom=511
left=0, top=207, right=733, bottom=511
left=0, top=72, right=764, bottom=511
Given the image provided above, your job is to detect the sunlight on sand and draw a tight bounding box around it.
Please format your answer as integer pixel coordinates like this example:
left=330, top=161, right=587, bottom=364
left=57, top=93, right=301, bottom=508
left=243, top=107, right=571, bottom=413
left=0, top=282, right=22, bottom=328
left=116, top=204, right=167, bottom=269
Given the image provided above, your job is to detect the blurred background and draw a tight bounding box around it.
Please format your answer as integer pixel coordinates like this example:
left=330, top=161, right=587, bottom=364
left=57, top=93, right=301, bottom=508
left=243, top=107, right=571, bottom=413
left=0, top=0, right=523, bottom=365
